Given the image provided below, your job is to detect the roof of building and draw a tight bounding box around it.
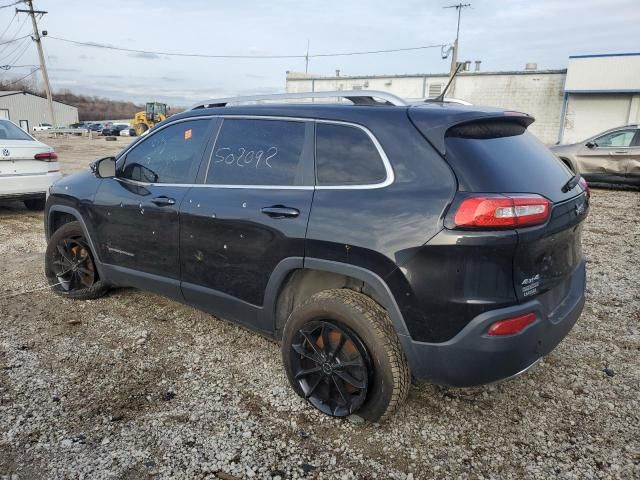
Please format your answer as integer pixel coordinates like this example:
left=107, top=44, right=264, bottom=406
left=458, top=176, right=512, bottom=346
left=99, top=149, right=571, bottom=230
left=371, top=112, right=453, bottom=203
left=569, top=52, right=640, bottom=59
left=0, top=90, right=77, bottom=109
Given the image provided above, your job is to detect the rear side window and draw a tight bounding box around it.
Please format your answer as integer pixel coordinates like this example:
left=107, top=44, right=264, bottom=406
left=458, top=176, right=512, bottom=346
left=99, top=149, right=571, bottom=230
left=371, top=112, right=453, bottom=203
left=206, top=119, right=307, bottom=186
left=444, top=119, right=574, bottom=203
left=315, top=123, right=387, bottom=186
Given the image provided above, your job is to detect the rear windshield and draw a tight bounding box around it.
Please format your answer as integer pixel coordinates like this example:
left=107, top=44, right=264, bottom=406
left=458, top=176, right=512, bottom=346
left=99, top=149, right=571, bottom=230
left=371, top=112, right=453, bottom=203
left=444, top=119, right=575, bottom=203
left=0, top=120, right=33, bottom=141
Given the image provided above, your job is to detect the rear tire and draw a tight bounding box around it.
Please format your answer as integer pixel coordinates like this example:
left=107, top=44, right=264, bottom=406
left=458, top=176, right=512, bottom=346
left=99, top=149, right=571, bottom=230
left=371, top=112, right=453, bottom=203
left=282, top=289, right=410, bottom=422
left=24, top=197, right=46, bottom=210
left=44, top=221, right=109, bottom=300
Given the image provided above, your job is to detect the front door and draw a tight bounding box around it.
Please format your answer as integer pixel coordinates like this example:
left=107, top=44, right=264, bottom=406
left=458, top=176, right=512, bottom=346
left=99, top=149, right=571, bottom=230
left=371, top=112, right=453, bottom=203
left=180, top=117, right=315, bottom=332
left=19, top=120, right=28, bottom=132
left=92, top=118, right=214, bottom=297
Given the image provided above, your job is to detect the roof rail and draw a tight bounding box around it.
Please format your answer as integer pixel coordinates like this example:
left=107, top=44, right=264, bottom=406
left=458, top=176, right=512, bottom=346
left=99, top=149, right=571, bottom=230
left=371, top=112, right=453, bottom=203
left=187, top=90, right=407, bottom=110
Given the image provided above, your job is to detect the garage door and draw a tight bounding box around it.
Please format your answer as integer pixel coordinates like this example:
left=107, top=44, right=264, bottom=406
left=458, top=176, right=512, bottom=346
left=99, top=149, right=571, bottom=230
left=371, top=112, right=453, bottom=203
left=562, top=94, right=632, bottom=144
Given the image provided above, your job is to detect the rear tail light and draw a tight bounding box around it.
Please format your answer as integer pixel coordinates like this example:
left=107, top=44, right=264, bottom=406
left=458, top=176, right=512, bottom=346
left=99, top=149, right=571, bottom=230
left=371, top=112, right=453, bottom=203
left=487, top=312, right=536, bottom=336
left=453, top=194, right=550, bottom=229
left=578, top=177, right=590, bottom=199
left=34, top=152, right=58, bottom=162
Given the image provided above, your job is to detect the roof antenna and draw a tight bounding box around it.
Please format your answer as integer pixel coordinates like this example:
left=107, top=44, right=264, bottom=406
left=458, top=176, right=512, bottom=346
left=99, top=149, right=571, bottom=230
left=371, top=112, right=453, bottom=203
left=433, top=62, right=463, bottom=103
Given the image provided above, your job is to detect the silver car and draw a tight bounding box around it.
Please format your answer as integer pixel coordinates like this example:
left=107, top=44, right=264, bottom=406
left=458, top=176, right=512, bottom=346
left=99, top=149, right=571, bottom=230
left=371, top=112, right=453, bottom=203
left=550, top=125, right=640, bottom=186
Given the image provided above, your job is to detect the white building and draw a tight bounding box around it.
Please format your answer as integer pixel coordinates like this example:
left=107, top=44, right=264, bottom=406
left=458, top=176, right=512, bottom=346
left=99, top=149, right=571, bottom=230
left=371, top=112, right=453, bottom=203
left=286, top=53, right=640, bottom=145
left=0, top=91, right=79, bottom=131
left=560, top=53, right=640, bottom=144
left=286, top=66, right=566, bottom=144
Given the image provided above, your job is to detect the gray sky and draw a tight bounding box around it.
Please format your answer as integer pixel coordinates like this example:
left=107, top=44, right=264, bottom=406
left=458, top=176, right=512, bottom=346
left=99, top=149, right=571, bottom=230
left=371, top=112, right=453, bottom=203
left=1, top=0, right=638, bottom=106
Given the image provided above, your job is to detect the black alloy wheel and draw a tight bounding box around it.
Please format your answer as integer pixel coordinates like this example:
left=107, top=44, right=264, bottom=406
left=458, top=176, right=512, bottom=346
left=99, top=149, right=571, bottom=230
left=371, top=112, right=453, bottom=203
left=290, top=320, right=371, bottom=417
left=50, top=237, right=96, bottom=292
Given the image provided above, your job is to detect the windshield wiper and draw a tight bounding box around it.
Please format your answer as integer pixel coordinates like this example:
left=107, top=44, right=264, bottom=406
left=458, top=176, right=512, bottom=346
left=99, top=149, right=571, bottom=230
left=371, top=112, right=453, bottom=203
left=562, top=174, right=580, bottom=193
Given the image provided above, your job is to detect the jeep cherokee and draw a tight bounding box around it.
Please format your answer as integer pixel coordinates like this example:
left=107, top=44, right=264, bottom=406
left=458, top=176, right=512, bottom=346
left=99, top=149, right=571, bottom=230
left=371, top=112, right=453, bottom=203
left=44, top=91, right=588, bottom=421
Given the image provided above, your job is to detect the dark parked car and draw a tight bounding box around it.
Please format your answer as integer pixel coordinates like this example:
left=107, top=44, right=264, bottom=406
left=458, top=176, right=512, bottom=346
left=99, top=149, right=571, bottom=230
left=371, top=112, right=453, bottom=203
left=87, top=123, right=103, bottom=132
left=101, top=124, right=129, bottom=137
left=43, top=91, right=589, bottom=421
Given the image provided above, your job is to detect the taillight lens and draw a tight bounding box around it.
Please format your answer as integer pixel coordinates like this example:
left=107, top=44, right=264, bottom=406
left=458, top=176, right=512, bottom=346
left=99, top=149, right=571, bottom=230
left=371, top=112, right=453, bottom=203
left=578, top=177, right=590, bottom=199
left=453, top=194, right=550, bottom=229
left=34, top=152, right=58, bottom=162
left=487, top=312, right=537, bottom=336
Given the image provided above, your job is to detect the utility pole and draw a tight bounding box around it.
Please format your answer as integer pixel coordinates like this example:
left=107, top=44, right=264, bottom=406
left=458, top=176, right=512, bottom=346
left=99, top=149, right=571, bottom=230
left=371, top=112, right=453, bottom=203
left=17, top=0, right=56, bottom=127
left=304, top=40, right=310, bottom=74
left=444, top=2, right=470, bottom=96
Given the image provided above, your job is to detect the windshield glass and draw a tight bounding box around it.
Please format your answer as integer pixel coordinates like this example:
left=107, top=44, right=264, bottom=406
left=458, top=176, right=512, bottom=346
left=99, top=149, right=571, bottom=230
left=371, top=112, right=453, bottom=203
left=0, top=120, right=34, bottom=141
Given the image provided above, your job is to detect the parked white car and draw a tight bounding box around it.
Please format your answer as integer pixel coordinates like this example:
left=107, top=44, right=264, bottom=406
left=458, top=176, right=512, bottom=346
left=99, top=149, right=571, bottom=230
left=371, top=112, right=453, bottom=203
left=0, top=119, right=62, bottom=210
left=32, top=123, right=54, bottom=132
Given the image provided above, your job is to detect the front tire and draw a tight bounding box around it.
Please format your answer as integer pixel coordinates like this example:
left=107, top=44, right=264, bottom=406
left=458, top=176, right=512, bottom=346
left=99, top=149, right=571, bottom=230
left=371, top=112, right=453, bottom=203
left=282, top=289, right=410, bottom=422
left=44, top=221, right=109, bottom=300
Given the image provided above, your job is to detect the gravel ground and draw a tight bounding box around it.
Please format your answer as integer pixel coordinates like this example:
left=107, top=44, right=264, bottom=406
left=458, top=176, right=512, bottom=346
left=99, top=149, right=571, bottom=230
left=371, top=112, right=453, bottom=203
left=0, top=136, right=639, bottom=479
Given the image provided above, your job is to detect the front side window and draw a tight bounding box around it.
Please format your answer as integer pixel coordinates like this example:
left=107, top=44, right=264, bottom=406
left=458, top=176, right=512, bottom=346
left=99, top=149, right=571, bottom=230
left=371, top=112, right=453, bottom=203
left=315, top=123, right=387, bottom=186
left=120, top=119, right=209, bottom=184
left=0, top=120, right=33, bottom=140
left=594, top=129, right=636, bottom=148
left=206, top=119, right=307, bottom=186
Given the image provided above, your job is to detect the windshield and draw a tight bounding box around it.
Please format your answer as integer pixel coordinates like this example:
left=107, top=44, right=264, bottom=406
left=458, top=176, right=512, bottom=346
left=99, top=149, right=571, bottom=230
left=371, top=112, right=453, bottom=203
left=0, top=120, right=34, bottom=141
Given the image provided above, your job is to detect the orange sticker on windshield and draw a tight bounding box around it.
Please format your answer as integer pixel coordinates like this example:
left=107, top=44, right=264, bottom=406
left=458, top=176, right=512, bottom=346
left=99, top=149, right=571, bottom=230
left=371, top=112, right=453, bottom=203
left=184, top=129, right=192, bottom=140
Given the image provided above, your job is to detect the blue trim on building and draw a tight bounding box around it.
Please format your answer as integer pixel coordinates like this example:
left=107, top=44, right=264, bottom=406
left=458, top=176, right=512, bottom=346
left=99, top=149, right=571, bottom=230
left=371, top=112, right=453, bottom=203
left=569, top=52, right=640, bottom=59
left=564, top=89, right=640, bottom=94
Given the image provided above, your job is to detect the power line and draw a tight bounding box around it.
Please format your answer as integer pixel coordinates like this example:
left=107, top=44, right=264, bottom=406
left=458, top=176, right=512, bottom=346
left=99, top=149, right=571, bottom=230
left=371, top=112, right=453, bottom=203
left=0, top=63, right=37, bottom=69
left=0, top=12, right=17, bottom=40
left=46, top=35, right=447, bottom=60
left=0, top=1, right=23, bottom=9
left=0, top=35, right=29, bottom=63
left=0, top=33, right=29, bottom=47
left=4, top=34, right=31, bottom=66
left=0, top=66, right=39, bottom=87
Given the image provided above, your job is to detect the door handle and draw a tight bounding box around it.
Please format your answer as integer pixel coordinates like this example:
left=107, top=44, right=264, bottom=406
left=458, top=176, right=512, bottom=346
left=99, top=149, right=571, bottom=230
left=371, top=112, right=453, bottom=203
left=261, top=206, right=300, bottom=218
left=151, top=196, right=176, bottom=206
left=611, top=150, right=628, bottom=155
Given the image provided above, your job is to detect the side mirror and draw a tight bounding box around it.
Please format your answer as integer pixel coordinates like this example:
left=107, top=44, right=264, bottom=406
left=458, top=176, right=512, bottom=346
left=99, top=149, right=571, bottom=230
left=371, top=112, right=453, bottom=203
left=585, top=141, right=595, bottom=149
left=91, top=156, right=116, bottom=178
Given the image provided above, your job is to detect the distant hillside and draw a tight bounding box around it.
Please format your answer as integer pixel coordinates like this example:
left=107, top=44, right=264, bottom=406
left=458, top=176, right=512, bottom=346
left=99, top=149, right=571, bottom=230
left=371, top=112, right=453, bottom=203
left=53, top=90, right=143, bottom=121
left=0, top=77, right=181, bottom=121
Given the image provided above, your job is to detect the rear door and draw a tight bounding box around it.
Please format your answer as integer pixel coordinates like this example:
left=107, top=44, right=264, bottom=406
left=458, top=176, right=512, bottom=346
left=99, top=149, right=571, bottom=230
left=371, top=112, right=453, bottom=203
left=440, top=117, right=588, bottom=300
left=179, top=117, right=314, bottom=332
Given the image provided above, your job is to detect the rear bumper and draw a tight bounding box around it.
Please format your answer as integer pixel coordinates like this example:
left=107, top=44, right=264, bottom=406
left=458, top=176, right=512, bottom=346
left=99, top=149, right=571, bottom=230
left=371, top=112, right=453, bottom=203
left=405, top=259, right=586, bottom=386
left=0, top=172, right=62, bottom=199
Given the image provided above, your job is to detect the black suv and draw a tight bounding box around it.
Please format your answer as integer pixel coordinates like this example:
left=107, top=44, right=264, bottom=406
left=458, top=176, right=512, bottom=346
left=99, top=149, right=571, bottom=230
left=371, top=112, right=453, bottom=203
left=44, top=91, right=588, bottom=421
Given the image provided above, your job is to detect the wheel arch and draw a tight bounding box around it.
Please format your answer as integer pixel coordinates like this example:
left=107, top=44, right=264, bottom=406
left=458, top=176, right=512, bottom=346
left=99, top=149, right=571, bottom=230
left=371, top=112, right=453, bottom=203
left=47, top=205, right=106, bottom=279
left=267, top=258, right=411, bottom=342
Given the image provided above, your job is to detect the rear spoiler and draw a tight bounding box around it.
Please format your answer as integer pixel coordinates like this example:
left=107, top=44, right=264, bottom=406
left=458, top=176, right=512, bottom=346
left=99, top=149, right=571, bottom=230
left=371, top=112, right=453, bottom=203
left=408, top=105, right=534, bottom=155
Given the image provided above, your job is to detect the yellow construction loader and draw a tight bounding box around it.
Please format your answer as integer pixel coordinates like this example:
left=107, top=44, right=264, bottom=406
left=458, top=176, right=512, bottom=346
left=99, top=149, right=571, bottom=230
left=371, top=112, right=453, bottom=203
left=131, top=102, right=167, bottom=136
